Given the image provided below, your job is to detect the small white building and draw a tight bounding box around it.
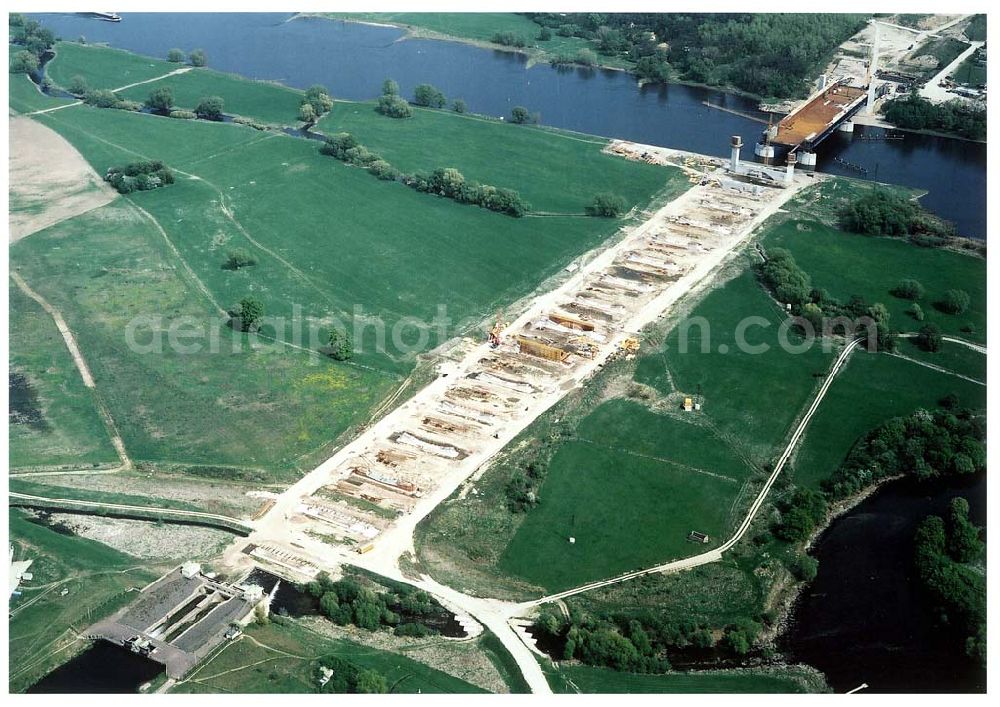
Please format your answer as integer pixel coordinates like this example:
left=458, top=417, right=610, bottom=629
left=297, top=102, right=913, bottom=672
left=181, top=562, right=202, bottom=579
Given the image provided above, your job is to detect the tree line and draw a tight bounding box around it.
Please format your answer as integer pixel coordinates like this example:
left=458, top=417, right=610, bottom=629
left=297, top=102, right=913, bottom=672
left=913, top=497, right=985, bottom=667
left=840, top=187, right=957, bottom=246
left=9, top=14, right=56, bottom=76
left=524, top=13, right=867, bottom=97
left=319, top=131, right=531, bottom=217
left=881, top=94, right=986, bottom=142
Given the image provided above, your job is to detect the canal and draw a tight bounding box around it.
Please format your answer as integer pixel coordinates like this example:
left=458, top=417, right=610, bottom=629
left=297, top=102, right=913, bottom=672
left=27, top=641, right=164, bottom=693
left=782, top=473, right=986, bottom=693
left=28, top=12, right=987, bottom=239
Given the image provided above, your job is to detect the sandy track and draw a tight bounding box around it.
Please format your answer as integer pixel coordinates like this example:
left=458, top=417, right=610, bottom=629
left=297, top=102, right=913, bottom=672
left=8, top=116, right=118, bottom=242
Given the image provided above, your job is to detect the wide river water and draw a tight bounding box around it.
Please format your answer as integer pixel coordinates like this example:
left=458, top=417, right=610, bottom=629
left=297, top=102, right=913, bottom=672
left=30, top=12, right=986, bottom=239
left=783, top=473, right=986, bottom=693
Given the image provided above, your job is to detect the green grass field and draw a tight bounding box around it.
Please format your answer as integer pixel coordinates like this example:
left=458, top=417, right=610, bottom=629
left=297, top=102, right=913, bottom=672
left=9, top=508, right=162, bottom=693
left=172, top=619, right=485, bottom=693
left=635, top=267, right=835, bottom=465
left=8, top=48, right=75, bottom=114
left=546, top=663, right=821, bottom=693
left=48, top=42, right=305, bottom=125
left=763, top=219, right=986, bottom=342
left=950, top=51, right=986, bottom=87
left=8, top=478, right=204, bottom=512
left=46, top=41, right=178, bottom=91
left=790, top=351, right=987, bottom=490
left=323, top=13, right=611, bottom=68
left=319, top=103, right=673, bottom=214
left=8, top=284, right=119, bottom=470
left=498, top=401, right=756, bottom=591
left=15, top=42, right=674, bottom=477
left=895, top=337, right=987, bottom=382
left=10, top=200, right=396, bottom=477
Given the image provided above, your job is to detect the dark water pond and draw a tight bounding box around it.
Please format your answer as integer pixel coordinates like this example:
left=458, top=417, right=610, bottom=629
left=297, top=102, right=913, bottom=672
left=783, top=473, right=986, bottom=693
left=27, top=641, right=163, bottom=693
left=28, top=12, right=986, bottom=239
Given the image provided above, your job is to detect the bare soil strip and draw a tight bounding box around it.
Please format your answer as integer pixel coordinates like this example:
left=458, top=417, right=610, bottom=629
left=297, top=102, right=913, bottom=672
left=8, top=116, right=118, bottom=242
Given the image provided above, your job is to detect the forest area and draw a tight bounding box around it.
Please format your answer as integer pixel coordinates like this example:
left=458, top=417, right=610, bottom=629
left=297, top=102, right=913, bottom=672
left=525, top=13, right=869, bottom=98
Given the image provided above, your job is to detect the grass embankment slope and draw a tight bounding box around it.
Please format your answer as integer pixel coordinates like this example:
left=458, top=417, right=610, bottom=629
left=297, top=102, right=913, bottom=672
left=418, top=265, right=836, bottom=596
left=546, top=663, right=822, bottom=693
left=321, top=12, right=608, bottom=68
left=172, top=619, right=485, bottom=694
left=8, top=283, right=119, bottom=469
left=14, top=42, right=679, bottom=476
left=9, top=509, right=162, bottom=693
left=8, top=44, right=74, bottom=113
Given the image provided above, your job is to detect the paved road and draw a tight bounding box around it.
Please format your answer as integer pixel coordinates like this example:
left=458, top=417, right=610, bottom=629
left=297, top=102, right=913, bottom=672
left=919, top=40, right=983, bottom=103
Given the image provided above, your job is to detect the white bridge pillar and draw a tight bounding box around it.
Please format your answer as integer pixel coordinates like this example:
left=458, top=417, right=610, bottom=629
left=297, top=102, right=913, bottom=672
left=730, top=135, right=743, bottom=172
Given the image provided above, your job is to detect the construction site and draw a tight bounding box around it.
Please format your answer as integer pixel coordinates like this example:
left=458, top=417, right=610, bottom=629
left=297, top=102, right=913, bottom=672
left=235, top=141, right=807, bottom=584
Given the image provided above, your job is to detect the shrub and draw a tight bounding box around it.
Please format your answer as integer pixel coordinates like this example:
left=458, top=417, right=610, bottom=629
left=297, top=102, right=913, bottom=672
left=225, top=248, right=256, bottom=270
left=557, top=23, right=579, bottom=37
left=368, top=159, right=399, bottom=181
left=195, top=95, right=225, bottom=120
left=67, top=75, right=88, bottom=96
left=510, top=105, right=532, bottom=124
left=375, top=94, right=412, bottom=118
left=327, top=330, right=353, bottom=361
left=908, top=303, right=925, bottom=321
left=937, top=289, right=970, bottom=315
left=492, top=31, right=526, bottom=48
left=114, top=99, right=142, bottom=112
left=10, top=49, right=38, bottom=74
left=917, top=324, right=943, bottom=352
left=576, top=48, right=599, bottom=66
left=538, top=27, right=552, bottom=41
left=394, top=622, right=436, bottom=638
left=413, top=83, right=447, bottom=108
left=298, top=101, right=317, bottom=123
left=586, top=193, right=627, bottom=217
left=189, top=48, right=207, bottom=67
left=168, top=110, right=197, bottom=119
left=104, top=160, right=175, bottom=194
left=230, top=296, right=264, bottom=332
left=84, top=88, right=122, bottom=108
left=790, top=554, right=819, bottom=581
left=891, top=278, right=924, bottom=300
left=146, top=86, right=174, bottom=113
left=757, top=248, right=811, bottom=308
left=167, top=48, right=185, bottom=62
left=304, top=84, right=334, bottom=115
left=381, top=78, right=399, bottom=96
left=452, top=98, right=467, bottom=113
left=233, top=116, right=266, bottom=130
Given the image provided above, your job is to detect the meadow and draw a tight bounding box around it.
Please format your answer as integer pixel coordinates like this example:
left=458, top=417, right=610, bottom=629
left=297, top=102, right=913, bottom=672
left=634, top=267, right=835, bottom=465
left=172, top=619, right=484, bottom=694
left=15, top=42, right=675, bottom=476
left=762, top=219, right=986, bottom=342
left=546, top=663, right=821, bottom=693
left=8, top=283, right=118, bottom=470
left=789, top=351, right=986, bottom=491
left=9, top=509, right=162, bottom=693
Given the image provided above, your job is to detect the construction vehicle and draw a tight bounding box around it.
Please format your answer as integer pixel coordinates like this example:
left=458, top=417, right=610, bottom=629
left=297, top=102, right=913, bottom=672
left=619, top=337, right=640, bottom=355
left=488, top=310, right=507, bottom=348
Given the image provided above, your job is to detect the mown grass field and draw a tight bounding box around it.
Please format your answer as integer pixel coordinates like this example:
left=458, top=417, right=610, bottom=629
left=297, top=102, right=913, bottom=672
left=635, top=267, right=835, bottom=465
left=8, top=283, right=118, bottom=469
left=46, top=41, right=179, bottom=91
left=319, top=103, right=674, bottom=214
left=895, top=337, right=987, bottom=382
left=323, top=13, right=609, bottom=68
left=498, top=401, right=755, bottom=591
left=47, top=42, right=305, bottom=125
left=34, top=100, right=677, bottom=374
left=172, top=619, right=484, bottom=694
left=764, top=220, right=986, bottom=342
left=546, top=663, right=821, bottom=693
left=8, top=478, right=203, bottom=512
left=790, top=351, right=987, bottom=490
left=9, top=509, right=162, bottom=693
left=10, top=200, right=396, bottom=476
left=15, top=42, right=674, bottom=477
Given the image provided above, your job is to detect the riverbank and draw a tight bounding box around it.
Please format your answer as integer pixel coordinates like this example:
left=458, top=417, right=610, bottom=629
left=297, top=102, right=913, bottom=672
left=853, top=112, right=986, bottom=145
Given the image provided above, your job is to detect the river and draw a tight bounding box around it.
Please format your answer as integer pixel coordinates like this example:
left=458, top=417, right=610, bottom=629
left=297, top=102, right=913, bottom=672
left=28, top=12, right=986, bottom=239
left=782, top=473, right=986, bottom=693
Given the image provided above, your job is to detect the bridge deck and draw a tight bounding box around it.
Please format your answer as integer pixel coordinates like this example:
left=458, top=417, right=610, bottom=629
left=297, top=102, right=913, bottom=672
left=774, top=85, right=867, bottom=147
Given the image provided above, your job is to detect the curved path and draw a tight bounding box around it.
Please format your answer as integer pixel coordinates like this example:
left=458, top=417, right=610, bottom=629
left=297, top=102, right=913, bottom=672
left=514, top=336, right=865, bottom=610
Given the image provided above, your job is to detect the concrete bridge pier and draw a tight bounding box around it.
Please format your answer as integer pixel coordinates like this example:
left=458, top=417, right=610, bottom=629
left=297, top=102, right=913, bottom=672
left=754, top=142, right=775, bottom=161
left=838, top=120, right=855, bottom=133
left=785, top=152, right=797, bottom=184
left=797, top=151, right=817, bottom=168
